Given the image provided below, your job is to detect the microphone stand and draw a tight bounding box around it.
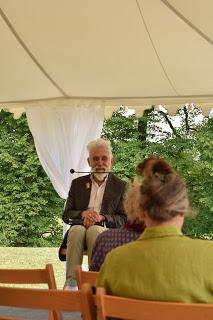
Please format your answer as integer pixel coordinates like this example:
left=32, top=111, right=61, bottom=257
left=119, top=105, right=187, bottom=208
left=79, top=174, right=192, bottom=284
left=70, top=169, right=112, bottom=174
left=70, top=168, right=131, bottom=179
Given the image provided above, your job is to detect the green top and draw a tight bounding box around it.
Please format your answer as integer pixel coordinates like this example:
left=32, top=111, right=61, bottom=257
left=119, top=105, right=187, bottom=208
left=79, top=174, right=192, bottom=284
left=97, top=226, right=213, bottom=303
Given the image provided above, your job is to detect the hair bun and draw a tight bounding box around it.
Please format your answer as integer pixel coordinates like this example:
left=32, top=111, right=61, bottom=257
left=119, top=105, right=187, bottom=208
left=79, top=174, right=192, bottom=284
left=137, top=157, right=174, bottom=179
left=136, top=157, right=189, bottom=221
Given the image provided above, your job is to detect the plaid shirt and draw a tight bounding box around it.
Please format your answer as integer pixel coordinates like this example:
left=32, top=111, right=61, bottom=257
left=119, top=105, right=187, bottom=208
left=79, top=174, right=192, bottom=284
left=90, top=223, right=144, bottom=271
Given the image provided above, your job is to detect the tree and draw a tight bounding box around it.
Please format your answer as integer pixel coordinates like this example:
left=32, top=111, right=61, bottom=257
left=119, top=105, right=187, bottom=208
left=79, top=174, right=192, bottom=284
left=181, top=116, right=213, bottom=238
left=102, top=106, right=213, bottom=238
left=0, top=105, right=212, bottom=246
left=0, top=111, right=64, bottom=246
left=102, top=108, right=146, bottom=180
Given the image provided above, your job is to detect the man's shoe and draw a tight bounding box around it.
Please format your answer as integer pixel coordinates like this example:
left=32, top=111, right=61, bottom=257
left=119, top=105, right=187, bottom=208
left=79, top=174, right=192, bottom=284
left=63, top=279, right=78, bottom=291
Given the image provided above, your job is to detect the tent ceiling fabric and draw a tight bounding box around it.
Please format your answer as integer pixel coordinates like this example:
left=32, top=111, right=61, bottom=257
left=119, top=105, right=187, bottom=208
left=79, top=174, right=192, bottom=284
left=0, top=0, right=213, bottom=117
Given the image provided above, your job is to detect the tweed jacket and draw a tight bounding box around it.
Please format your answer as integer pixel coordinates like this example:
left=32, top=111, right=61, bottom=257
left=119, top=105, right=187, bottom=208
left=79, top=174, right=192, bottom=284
left=62, top=173, right=127, bottom=228
left=97, top=226, right=213, bottom=303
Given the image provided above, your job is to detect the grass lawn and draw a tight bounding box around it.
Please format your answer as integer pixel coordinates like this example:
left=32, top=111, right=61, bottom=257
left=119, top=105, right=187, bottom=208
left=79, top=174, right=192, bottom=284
left=0, top=247, right=88, bottom=289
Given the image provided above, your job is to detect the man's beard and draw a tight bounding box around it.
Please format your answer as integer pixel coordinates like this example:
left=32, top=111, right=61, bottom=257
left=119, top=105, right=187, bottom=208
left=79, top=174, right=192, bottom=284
left=93, top=172, right=107, bottom=181
left=93, top=168, right=108, bottom=181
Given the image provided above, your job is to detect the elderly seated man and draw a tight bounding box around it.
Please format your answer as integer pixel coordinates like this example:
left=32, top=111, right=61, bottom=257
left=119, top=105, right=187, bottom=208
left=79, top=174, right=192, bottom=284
left=62, top=138, right=127, bottom=290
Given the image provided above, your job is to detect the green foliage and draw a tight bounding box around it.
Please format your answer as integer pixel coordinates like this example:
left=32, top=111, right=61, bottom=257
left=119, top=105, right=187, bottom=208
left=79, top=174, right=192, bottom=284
left=102, top=109, right=140, bottom=144
left=102, top=108, right=151, bottom=180
left=102, top=106, right=213, bottom=238
left=181, top=117, right=213, bottom=237
left=0, top=106, right=212, bottom=246
left=0, top=111, right=64, bottom=247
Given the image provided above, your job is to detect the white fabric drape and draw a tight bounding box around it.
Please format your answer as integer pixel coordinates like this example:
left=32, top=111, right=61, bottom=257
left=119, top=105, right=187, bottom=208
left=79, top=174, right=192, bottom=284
left=26, top=101, right=105, bottom=199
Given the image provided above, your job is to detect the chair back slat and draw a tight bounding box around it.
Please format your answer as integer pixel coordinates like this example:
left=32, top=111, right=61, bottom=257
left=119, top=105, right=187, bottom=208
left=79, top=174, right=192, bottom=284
left=0, top=264, right=55, bottom=286
left=0, top=283, right=95, bottom=320
left=76, top=265, right=98, bottom=289
left=96, top=287, right=213, bottom=320
left=0, top=265, right=54, bottom=286
left=0, top=269, right=47, bottom=283
left=0, top=264, right=60, bottom=320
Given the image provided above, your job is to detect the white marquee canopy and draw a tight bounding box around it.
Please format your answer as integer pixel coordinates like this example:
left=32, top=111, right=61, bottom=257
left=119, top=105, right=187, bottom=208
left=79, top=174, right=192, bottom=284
left=0, top=0, right=213, bottom=202
left=0, top=0, right=213, bottom=117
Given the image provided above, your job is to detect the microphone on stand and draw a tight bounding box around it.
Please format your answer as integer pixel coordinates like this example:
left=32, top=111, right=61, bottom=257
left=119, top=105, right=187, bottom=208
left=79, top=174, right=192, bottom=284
left=70, top=168, right=112, bottom=174
left=70, top=168, right=132, bottom=179
left=70, top=169, right=86, bottom=174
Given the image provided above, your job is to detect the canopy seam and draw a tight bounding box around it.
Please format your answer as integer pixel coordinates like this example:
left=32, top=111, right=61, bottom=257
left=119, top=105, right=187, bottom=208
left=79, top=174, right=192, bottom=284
left=135, top=0, right=179, bottom=96
left=160, top=0, right=213, bottom=46
left=0, top=7, right=68, bottom=97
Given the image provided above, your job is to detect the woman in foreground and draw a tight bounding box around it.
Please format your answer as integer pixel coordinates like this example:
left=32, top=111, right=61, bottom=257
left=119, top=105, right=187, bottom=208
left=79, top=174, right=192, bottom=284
left=97, top=157, right=213, bottom=303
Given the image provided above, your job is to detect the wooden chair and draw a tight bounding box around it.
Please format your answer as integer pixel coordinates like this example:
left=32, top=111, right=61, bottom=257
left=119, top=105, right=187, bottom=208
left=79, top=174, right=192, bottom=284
left=76, top=265, right=98, bottom=289
left=59, top=228, right=88, bottom=261
left=0, top=264, right=56, bottom=288
left=0, top=264, right=61, bottom=320
left=0, top=283, right=96, bottom=320
left=96, top=287, right=213, bottom=320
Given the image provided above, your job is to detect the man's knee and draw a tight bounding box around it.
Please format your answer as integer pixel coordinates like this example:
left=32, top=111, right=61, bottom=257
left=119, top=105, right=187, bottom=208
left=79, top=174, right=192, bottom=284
left=68, top=225, right=86, bottom=244
left=86, top=225, right=105, bottom=242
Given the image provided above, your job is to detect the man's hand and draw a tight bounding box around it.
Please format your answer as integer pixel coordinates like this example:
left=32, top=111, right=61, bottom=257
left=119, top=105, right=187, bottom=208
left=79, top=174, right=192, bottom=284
left=81, top=210, right=105, bottom=228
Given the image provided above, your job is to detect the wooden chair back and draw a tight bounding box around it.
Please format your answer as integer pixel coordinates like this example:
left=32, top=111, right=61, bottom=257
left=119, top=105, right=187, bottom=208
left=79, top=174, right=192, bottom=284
left=0, top=264, right=60, bottom=320
left=0, top=264, right=56, bottom=287
left=96, top=287, right=213, bottom=320
left=0, top=283, right=96, bottom=320
left=76, top=265, right=98, bottom=289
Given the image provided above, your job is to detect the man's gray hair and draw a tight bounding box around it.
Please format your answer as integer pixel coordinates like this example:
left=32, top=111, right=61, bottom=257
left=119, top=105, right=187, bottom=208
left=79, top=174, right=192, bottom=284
left=87, top=138, right=112, bottom=155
